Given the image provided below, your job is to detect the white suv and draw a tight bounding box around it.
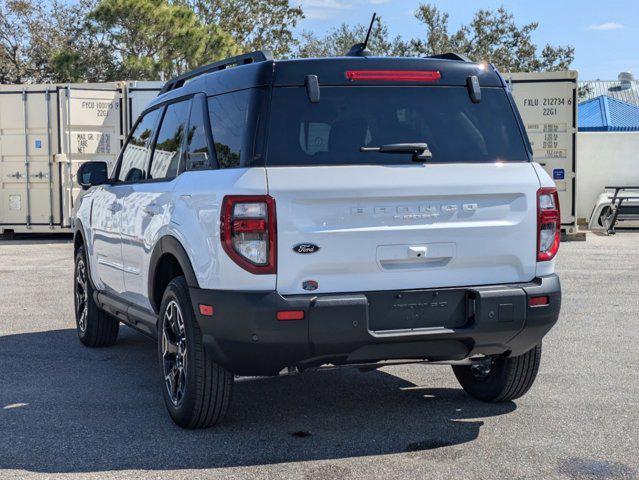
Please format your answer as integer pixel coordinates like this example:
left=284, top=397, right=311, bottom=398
left=72, top=51, right=561, bottom=428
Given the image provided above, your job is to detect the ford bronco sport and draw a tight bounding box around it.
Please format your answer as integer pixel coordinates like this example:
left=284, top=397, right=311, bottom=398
left=72, top=50, right=561, bottom=428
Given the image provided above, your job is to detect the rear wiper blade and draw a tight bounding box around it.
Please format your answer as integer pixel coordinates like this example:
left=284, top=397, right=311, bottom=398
left=360, top=143, right=432, bottom=161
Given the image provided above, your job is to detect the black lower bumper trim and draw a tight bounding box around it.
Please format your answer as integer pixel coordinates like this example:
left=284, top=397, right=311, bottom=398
left=189, top=275, right=561, bottom=376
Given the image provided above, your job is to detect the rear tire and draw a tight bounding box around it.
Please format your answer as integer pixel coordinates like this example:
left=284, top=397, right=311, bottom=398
left=158, top=276, right=233, bottom=428
left=74, top=246, right=119, bottom=347
left=452, top=343, right=542, bottom=402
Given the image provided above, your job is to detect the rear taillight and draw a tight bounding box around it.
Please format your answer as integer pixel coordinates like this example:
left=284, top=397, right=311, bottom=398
left=221, top=195, right=276, bottom=274
left=345, top=70, right=441, bottom=82
left=537, top=187, right=560, bottom=261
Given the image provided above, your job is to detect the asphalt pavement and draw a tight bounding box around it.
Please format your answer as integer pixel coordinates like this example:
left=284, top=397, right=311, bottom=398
left=0, top=232, right=637, bottom=479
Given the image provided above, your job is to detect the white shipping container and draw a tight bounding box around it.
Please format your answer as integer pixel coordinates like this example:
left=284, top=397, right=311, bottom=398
left=0, top=81, right=162, bottom=235
left=124, top=81, right=163, bottom=134
left=505, top=71, right=578, bottom=232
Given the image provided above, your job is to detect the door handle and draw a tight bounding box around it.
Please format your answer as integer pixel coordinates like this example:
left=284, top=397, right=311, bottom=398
left=108, top=202, right=122, bottom=213
left=144, top=204, right=161, bottom=216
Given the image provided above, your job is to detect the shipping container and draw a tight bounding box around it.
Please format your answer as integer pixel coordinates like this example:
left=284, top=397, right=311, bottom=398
left=505, top=71, right=578, bottom=233
left=0, top=81, right=162, bottom=235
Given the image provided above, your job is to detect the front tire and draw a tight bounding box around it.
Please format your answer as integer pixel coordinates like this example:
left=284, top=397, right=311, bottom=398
left=158, top=276, right=233, bottom=428
left=452, top=343, right=542, bottom=402
left=74, top=246, right=119, bottom=347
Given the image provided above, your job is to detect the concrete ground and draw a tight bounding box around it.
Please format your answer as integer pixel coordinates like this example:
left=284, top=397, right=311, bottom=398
left=0, top=232, right=637, bottom=479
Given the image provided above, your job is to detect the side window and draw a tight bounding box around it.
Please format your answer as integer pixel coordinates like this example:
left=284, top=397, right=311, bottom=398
left=185, top=97, right=214, bottom=171
left=118, top=109, right=160, bottom=182
left=208, top=90, right=251, bottom=168
left=149, top=100, right=190, bottom=180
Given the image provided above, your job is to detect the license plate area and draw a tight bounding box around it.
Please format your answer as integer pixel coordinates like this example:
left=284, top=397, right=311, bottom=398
left=367, top=288, right=468, bottom=332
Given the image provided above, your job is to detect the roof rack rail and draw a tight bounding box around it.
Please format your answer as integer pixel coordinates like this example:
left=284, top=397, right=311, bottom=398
left=159, top=50, right=274, bottom=95
left=426, top=53, right=473, bottom=62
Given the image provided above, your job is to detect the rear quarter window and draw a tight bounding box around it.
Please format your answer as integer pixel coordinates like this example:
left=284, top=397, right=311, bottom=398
left=208, top=88, right=266, bottom=168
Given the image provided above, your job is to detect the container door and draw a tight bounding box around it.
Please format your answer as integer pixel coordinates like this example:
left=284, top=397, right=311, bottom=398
left=508, top=73, right=577, bottom=226
left=125, top=82, right=162, bottom=134
left=59, top=86, right=123, bottom=227
left=0, top=89, right=60, bottom=228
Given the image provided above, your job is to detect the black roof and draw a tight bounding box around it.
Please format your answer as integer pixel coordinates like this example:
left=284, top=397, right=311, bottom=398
left=147, top=52, right=505, bottom=110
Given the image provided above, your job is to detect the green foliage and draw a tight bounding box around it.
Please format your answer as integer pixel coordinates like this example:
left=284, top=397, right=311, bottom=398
left=186, top=0, right=304, bottom=57
left=411, top=4, right=574, bottom=71
left=0, top=0, right=35, bottom=83
left=0, top=0, right=574, bottom=84
left=295, top=4, right=574, bottom=72
left=88, top=0, right=239, bottom=80
left=295, top=16, right=411, bottom=58
left=0, top=0, right=111, bottom=83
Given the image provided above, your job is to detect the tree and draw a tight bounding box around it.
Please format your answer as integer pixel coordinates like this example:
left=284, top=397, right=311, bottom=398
left=185, top=0, right=304, bottom=57
left=0, top=0, right=35, bottom=83
left=412, top=4, right=574, bottom=71
left=295, top=4, right=574, bottom=72
left=0, top=0, right=117, bottom=83
left=32, top=0, right=119, bottom=83
left=87, top=0, right=239, bottom=81
left=295, top=16, right=410, bottom=58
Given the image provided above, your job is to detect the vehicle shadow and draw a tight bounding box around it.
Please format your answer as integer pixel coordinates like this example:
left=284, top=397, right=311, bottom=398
left=0, top=328, right=516, bottom=473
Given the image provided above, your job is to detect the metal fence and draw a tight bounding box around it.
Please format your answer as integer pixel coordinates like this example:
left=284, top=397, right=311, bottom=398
left=578, top=76, right=639, bottom=106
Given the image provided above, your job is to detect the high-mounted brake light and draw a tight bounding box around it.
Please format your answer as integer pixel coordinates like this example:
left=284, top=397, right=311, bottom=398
left=221, top=195, right=276, bottom=274
left=537, top=187, right=560, bottom=262
left=345, top=70, right=441, bottom=82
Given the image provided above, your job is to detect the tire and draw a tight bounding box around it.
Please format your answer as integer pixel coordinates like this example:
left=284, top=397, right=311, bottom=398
left=74, top=245, right=119, bottom=347
left=598, top=206, right=612, bottom=227
left=452, top=343, right=542, bottom=402
left=157, top=276, right=233, bottom=428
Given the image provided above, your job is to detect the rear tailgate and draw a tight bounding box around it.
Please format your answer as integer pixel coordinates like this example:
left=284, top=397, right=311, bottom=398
left=268, top=163, right=540, bottom=295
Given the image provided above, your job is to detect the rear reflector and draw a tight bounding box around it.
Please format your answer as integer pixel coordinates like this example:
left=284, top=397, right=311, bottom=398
left=345, top=70, right=441, bottom=82
left=199, top=304, right=214, bottom=316
left=276, top=310, right=305, bottom=321
left=529, top=296, right=549, bottom=307
left=232, top=218, right=267, bottom=233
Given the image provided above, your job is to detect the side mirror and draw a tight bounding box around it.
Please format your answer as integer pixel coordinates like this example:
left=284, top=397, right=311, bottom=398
left=77, top=161, right=108, bottom=190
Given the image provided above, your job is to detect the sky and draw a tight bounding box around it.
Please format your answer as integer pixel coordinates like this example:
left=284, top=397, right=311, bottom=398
left=294, top=0, right=639, bottom=80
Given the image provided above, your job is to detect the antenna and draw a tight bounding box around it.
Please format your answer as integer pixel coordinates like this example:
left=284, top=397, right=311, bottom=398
left=346, top=12, right=377, bottom=57
left=363, top=12, right=377, bottom=52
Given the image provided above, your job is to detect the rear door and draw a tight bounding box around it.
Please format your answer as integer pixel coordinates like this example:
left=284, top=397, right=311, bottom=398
left=92, top=107, right=161, bottom=296
left=265, top=85, right=541, bottom=295
left=119, top=99, right=191, bottom=311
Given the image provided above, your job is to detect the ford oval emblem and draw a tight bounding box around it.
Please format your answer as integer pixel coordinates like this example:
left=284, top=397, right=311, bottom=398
left=293, top=243, right=320, bottom=254
left=303, top=280, right=318, bottom=291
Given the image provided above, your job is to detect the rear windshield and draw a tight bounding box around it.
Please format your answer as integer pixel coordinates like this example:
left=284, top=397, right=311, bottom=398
left=266, top=86, right=529, bottom=166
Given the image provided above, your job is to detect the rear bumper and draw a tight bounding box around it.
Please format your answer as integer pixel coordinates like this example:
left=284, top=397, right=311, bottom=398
left=189, top=275, right=561, bottom=376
